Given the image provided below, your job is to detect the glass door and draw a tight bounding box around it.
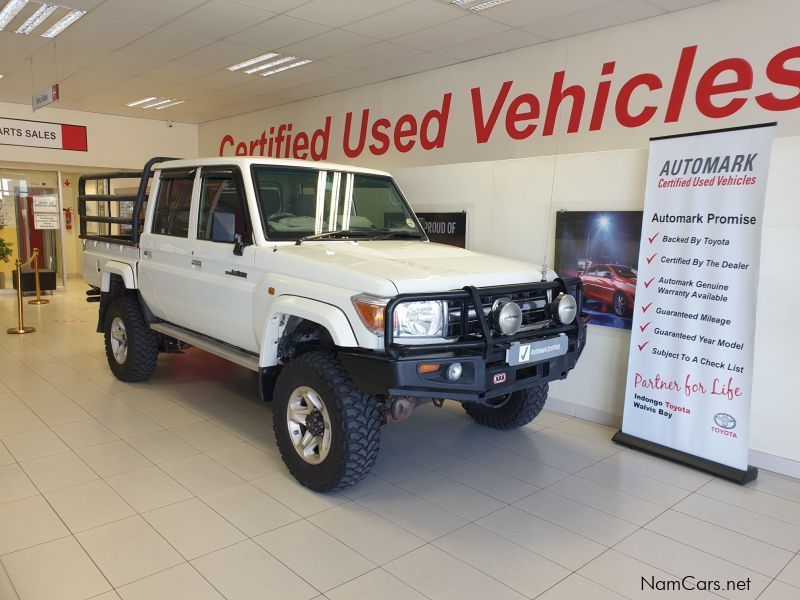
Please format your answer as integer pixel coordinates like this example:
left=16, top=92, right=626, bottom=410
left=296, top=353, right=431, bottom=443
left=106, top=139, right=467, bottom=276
left=0, top=169, right=65, bottom=292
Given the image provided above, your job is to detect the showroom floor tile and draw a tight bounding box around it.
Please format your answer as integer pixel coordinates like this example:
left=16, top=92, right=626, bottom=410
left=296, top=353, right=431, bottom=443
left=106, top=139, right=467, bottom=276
left=0, top=288, right=799, bottom=600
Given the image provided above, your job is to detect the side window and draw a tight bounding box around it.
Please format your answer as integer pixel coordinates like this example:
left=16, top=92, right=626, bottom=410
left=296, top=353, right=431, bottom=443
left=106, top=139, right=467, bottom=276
left=152, top=174, right=194, bottom=237
left=197, top=173, right=251, bottom=243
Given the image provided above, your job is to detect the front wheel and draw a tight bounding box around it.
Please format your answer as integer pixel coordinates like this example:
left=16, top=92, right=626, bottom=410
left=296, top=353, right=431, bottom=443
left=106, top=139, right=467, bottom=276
left=463, top=383, right=548, bottom=429
left=272, top=351, right=381, bottom=492
left=104, top=296, right=158, bottom=382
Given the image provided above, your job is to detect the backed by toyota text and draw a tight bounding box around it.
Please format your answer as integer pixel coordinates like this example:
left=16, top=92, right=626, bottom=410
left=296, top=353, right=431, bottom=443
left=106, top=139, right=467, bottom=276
left=79, top=157, right=587, bottom=491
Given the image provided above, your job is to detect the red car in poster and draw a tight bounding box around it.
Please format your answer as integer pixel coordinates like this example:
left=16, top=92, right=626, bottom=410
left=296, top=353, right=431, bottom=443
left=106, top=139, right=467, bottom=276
left=580, top=264, right=637, bottom=317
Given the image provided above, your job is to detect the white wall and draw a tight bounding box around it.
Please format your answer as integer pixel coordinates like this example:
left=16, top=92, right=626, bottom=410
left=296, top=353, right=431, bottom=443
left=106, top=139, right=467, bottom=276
left=0, top=101, right=198, bottom=170
left=196, top=0, right=800, bottom=471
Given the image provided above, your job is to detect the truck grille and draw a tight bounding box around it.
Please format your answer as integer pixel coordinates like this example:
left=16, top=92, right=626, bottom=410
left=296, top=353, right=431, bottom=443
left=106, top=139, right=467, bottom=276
left=447, top=287, right=553, bottom=338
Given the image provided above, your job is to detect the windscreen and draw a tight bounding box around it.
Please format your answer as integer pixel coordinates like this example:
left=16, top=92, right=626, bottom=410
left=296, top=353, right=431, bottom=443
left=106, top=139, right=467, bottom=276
left=252, top=166, right=424, bottom=241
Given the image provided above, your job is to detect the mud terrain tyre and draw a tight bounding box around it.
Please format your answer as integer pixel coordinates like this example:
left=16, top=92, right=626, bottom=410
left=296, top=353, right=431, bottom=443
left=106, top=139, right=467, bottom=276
left=273, top=351, right=381, bottom=492
left=104, top=296, right=158, bottom=382
left=463, top=383, right=548, bottom=429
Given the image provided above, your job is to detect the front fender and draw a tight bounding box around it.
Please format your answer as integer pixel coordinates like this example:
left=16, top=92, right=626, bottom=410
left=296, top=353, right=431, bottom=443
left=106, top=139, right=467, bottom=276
left=260, top=295, right=359, bottom=367
left=100, top=261, right=137, bottom=291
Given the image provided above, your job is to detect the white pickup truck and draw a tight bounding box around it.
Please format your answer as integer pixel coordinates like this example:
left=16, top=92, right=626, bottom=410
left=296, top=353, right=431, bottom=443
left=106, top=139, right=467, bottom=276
left=79, top=156, right=586, bottom=491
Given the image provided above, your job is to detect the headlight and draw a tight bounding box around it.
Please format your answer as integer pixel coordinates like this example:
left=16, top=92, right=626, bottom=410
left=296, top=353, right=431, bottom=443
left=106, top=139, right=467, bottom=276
left=552, top=293, right=577, bottom=324
left=393, top=300, right=445, bottom=338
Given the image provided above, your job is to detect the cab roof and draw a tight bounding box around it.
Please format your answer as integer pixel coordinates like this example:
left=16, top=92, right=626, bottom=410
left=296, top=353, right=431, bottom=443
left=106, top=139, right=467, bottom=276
left=153, top=156, right=392, bottom=178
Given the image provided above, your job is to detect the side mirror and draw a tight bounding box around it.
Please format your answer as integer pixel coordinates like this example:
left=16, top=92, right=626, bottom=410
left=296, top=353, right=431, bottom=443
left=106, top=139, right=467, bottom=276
left=233, top=234, right=245, bottom=256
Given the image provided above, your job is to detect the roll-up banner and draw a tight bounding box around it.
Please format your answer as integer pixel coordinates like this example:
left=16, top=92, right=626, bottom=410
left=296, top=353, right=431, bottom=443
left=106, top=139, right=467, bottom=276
left=613, top=122, right=776, bottom=484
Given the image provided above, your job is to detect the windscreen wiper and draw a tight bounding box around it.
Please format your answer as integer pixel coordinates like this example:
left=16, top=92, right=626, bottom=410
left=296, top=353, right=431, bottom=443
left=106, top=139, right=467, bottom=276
left=296, top=229, right=379, bottom=245
left=370, top=231, right=424, bottom=240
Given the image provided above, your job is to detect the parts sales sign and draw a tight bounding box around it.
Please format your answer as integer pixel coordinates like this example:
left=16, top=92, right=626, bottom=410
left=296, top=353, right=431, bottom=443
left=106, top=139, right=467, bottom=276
left=0, top=117, right=87, bottom=151
left=618, top=123, right=775, bottom=479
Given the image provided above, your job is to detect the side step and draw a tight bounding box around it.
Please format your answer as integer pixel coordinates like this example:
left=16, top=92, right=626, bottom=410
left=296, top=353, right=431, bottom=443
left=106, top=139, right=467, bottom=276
left=150, top=323, right=260, bottom=372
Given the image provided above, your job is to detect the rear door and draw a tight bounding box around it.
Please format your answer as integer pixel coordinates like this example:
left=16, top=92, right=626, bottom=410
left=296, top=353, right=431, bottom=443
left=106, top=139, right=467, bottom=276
left=188, top=166, right=259, bottom=351
left=138, top=169, right=197, bottom=326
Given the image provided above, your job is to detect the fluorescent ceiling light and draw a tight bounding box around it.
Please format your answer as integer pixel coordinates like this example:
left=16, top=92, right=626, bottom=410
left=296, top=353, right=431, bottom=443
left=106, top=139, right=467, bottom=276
left=261, top=59, right=313, bottom=77
left=142, top=98, right=176, bottom=109
left=0, top=0, right=28, bottom=31
left=16, top=3, right=57, bottom=35
left=155, top=100, right=185, bottom=110
left=450, top=1, right=473, bottom=5
left=0, top=74, right=4, bottom=80
left=244, top=55, right=297, bottom=75
left=41, top=8, right=85, bottom=38
left=469, top=0, right=513, bottom=11
left=227, top=52, right=279, bottom=71
left=127, top=96, right=157, bottom=107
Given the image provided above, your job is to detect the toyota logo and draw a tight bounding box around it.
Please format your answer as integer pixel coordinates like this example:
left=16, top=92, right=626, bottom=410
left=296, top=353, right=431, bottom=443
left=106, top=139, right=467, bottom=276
left=713, top=413, right=736, bottom=430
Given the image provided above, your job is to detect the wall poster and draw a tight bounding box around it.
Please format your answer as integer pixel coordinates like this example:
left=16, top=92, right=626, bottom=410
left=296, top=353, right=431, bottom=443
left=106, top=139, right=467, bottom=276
left=554, top=211, right=643, bottom=330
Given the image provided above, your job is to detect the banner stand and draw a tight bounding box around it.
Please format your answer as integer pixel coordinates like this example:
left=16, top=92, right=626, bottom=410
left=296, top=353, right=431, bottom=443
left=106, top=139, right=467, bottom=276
left=612, top=430, right=758, bottom=484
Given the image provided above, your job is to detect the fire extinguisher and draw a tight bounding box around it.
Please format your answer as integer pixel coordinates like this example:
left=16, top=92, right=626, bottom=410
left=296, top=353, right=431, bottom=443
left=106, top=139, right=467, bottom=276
left=64, top=207, right=73, bottom=231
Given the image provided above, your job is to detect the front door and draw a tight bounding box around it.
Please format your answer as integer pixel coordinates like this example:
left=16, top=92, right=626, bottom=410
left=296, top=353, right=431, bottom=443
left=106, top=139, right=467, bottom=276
left=187, top=167, right=258, bottom=352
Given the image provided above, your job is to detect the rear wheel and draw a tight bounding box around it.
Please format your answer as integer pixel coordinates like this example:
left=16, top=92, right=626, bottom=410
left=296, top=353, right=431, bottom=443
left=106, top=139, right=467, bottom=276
left=463, top=383, right=548, bottom=429
left=104, top=296, right=158, bottom=382
left=272, top=351, right=381, bottom=491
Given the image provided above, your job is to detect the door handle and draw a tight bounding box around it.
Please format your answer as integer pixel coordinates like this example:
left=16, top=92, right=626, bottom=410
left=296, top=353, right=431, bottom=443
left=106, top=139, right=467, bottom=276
left=143, top=250, right=152, bottom=258
left=191, top=259, right=202, bottom=267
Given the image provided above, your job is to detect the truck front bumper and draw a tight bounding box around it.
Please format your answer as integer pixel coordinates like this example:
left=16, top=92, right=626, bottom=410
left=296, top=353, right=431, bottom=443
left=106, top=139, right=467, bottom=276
left=338, top=325, right=586, bottom=404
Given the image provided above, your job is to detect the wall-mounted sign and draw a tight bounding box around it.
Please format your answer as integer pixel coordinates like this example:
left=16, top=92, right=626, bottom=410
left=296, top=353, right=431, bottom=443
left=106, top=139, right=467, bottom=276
left=417, top=212, right=467, bottom=248
left=32, top=195, right=59, bottom=213
left=32, top=84, right=59, bottom=111
left=33, top=213, right=59, bottom=230
left=0, top=117, right=87, bottom=151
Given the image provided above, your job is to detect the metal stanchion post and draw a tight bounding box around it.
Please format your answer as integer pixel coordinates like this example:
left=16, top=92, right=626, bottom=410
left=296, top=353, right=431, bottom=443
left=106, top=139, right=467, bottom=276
left=28, top=249, right=49, bottom=305
left=7, top=257, right=35, bottom=334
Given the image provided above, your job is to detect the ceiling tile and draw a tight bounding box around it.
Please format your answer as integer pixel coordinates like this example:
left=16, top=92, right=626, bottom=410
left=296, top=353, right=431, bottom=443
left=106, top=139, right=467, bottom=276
left=0, top=30, right=52, bottom=64
left=51, top=14, right=154, bottom=51
left=225, top=14, right=331, bottom=50
left=361, top=52, right=458, bottom=81
left=167, top=0, right=276, bottom=39
left=343, top=0, right=463, bottom=39
left=323, top=41, right=420, bottom=70
left=267, top=59, right=353, bottom=84
left=96, top=0, right=208, bottom=27
left=287, top=0, right=414, bottom=27
left=175, top=41, right=263, bottom=69
left=122, top=29, right=215, bottom=61
left=278, top=29, right=378, bottom=60
left=392, top=15, right=510, bottom=51
left=229, top=0, right=311, bottom=12
left=85, top=51, right=166, bottom=78
left=438, top=28, right=546, bottom=60
left=42, top=42, right=105, bottom=79
left=165, top=70, right=251, bottom=96
left=479, top=0, right=615, bottom=27
left=648, top=0, right=715, bottom=10
left=524, top=0, right=664, bottom=40
left=138, top=61, right=218, bottom=85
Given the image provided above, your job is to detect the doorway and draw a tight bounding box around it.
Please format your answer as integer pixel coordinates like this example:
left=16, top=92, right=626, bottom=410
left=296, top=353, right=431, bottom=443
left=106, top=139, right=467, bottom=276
left=0, top=169, right=65, bottom=292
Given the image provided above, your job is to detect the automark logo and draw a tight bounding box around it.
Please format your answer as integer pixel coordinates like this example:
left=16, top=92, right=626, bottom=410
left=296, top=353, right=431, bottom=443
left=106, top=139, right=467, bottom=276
left=713, top=413, right=736, bottom=430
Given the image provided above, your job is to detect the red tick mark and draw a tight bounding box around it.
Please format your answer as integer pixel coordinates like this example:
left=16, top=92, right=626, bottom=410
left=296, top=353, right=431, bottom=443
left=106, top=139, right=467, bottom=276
left=648, top=233, right=659, bottom=244
left=638, top=341, right=649, bottom=351
left=639, top=322, right=652, bottom=332
left=643, top=277, right=655, bottom=288
left=642, top=302, right=653, bottom=313
left=646, top=253, right=657, bottom=264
